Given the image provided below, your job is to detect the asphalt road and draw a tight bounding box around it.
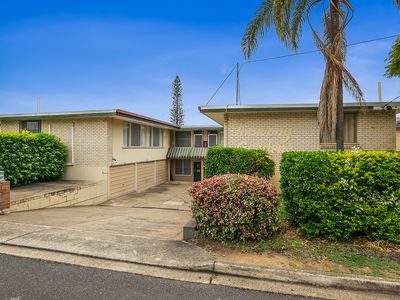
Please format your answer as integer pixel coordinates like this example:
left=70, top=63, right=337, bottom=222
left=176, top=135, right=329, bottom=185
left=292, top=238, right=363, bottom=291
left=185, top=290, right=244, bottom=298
left=0, top=253, right=315, bottom=300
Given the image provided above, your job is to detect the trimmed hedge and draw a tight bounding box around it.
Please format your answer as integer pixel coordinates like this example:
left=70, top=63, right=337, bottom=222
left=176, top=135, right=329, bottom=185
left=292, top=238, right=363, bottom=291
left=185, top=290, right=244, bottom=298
left=204, top=146, right=275, bottom=180
left=189, top=174, right=280, bottom=241
left=0, top=131, right=67, bottom=185
left=280, top=151, right=400, bottom=243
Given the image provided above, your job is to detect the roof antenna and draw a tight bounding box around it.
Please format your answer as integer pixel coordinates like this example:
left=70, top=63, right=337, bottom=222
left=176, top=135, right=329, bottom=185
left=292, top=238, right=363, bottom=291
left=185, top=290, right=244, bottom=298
left=37, top=96, right=41, bottom=113
left=235, top=63, right=241, bottom=105
left=378, top=81, right=382, bottom=103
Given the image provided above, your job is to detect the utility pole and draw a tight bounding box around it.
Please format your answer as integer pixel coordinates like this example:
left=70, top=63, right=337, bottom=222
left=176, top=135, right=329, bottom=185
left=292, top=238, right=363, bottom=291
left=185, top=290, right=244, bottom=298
left=235, top=63, right=241, bottom=105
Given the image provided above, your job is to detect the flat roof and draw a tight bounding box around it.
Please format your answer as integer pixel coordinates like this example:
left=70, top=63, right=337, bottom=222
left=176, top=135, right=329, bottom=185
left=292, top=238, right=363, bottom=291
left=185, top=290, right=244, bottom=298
left=0, top=109, right=180, bottom=129
left=199, top=102, right=400, bottom=125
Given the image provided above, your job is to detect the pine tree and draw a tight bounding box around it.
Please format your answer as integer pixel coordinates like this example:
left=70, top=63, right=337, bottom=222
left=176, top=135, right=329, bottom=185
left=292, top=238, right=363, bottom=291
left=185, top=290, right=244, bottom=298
left=170, top=76, right=184, bottom=126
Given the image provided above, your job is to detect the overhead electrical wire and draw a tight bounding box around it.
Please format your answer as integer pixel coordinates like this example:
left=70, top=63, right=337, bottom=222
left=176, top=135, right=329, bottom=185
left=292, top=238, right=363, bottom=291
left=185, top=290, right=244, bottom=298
left=205, top=33, right=400, bottom=106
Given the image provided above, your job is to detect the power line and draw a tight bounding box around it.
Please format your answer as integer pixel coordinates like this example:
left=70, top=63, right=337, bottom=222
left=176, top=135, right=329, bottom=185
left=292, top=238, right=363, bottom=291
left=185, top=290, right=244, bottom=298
left=205, top=64, right=236, bottom=106
left=247, top=33, right=399, bottom=64
left=383, top=95, right=400, bottom=109
left=205, top=33, right=399, bottom=106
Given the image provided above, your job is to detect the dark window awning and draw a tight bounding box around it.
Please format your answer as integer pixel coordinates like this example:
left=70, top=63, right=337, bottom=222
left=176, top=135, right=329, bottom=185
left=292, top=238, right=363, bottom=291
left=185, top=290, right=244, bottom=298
left=167, top=147, right=208, bottom=159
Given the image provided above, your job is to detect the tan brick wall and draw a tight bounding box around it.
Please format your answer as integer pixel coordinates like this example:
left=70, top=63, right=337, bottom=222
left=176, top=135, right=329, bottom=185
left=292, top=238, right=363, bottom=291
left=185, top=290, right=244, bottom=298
left=0, top=121, right=19, bottom=132
left=397, top=128, right=400, bottom=151
left=357, top=111, right=396, bottom=150
left=0, top=181, right=10, bottom=210
left=224, top=110, right=396, bottom=183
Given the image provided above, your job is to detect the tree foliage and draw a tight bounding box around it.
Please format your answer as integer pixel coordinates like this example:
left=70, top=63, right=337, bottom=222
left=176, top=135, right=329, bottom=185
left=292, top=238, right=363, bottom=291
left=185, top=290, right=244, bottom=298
left=385, top=37, right=400, bottom=78
left=242, top=0, right=374, bottom=148
left=170, top=75, right=184, bottom=126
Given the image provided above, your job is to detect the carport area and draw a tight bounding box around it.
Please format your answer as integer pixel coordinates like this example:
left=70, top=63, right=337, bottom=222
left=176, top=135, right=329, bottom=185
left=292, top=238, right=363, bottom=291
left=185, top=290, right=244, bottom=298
left=1, top=182, right=193, bottom=240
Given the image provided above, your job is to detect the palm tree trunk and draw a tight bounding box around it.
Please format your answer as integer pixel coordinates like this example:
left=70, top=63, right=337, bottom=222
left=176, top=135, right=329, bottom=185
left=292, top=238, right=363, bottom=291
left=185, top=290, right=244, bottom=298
left=331, top=0, right=344, bottom=151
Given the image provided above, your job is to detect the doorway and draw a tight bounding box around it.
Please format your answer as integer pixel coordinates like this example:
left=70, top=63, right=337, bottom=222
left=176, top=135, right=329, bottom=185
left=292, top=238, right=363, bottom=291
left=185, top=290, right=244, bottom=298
left=193, top=162, right=202, bottom=182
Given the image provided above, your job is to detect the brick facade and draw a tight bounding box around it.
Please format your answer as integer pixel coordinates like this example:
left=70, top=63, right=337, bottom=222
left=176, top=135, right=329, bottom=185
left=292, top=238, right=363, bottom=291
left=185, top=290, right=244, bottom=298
left=224, top=110, right=396, bottom=182
left=0, top=181, right=10, bottom=210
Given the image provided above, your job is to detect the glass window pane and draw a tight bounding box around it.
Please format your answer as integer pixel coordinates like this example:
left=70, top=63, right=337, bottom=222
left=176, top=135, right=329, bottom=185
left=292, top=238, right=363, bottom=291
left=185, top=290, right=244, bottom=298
left=131, top=124, right=141, bottom=146
left=175, top=159, right=183, bottom=175
left=208, top=134, right=217, bottom=147
left=183, top=160, right=191, bottom=175
left=194, top=134, right=203, bottom=147
left=22, top=121, right=41, bottom=133
left=153, top=128, right=160, bottom=147
left=159, top=129, right=163, bottom=147
left=176, top=131, right=191, bottom=147
left=123, top=122, right=130, bottom=147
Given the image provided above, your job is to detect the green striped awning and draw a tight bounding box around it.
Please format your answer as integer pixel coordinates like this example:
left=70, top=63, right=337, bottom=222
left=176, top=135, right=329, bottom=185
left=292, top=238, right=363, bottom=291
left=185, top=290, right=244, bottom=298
left=167, top=147, right=208, bottom=159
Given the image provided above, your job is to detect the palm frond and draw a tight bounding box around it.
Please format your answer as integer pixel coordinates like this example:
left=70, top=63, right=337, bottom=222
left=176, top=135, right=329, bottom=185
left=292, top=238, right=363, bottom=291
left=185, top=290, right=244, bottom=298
left=290, top=0, right=312, bottom=50
left=242, top=0, right=275, bottom=59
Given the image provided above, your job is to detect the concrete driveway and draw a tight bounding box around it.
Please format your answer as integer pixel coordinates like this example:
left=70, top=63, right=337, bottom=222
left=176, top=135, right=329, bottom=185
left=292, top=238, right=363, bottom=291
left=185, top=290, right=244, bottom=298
left=0, top=182, right=193, bottom=240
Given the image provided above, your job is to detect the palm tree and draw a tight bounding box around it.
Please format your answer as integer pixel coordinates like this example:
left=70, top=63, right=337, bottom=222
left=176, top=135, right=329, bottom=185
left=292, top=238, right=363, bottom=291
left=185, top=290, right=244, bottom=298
left=242, top=0, right=377, bottom=150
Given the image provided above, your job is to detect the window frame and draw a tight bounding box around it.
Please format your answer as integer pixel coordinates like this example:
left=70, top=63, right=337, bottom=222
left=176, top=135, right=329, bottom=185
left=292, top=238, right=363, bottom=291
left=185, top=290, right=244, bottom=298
left=175, top=131, right=192, bottom=147
left=208, top=133, right=218, bottom=147
left=20, top=120, right=42, bottom=133
left=194, top=133, right=203, bottom=148
left=123, top=122, right=164, bottom=148
left=174, top=159, right=191, bottom=176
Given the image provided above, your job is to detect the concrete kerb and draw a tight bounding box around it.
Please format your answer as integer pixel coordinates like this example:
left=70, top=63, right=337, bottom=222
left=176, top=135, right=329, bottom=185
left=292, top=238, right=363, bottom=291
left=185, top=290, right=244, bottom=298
left=213, top=262, right=400, bottom=296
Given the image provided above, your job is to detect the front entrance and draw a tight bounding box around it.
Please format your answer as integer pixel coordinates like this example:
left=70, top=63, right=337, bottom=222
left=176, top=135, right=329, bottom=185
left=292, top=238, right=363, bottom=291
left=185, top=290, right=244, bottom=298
left=193, top=162, right=202, bottom=182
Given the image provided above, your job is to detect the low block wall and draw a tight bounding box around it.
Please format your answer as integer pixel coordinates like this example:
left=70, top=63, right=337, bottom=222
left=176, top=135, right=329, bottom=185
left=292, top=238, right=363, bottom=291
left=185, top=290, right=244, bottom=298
left=9, top=181, right=107, bottom=213
left=0, top=181, right=10, bottom=210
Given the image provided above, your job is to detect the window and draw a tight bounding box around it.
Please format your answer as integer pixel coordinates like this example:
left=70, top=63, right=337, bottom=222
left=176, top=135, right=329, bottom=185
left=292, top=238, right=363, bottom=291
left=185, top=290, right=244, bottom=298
left=344, top=113, right=357, bottom=143
left=175, top=159, right=191, bottom=176
left=131, top=124, right=141, bottom=146
left=21, top=120, right=41, bottom=133
left=123, top=122, right=163, bottom=148
left=208, top=134, right=217, bottom=147
left=176, top=131, right=191, bottom=147
left=194, top=131, right=203, bottom=148
left=123, top=122, right=130, bottom=146
left=152, top=128, right=163, bottom=147
left=321, top=114, right=357, bottom=143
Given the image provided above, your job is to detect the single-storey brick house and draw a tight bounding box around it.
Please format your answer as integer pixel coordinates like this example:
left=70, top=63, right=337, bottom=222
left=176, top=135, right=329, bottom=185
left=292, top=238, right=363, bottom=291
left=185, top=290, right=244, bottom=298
left=0, top=110, right=223, bottom=201
left=199, top=102, right=400, bottom=183
left=0, top=101, right=398, bottom=200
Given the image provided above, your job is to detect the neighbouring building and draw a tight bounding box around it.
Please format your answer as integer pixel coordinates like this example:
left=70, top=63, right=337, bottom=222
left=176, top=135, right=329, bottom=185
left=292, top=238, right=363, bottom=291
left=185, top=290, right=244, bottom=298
left=199, top=102, right=399, bottom=183
left=0, top=109, right=222, bottom=202
left=167, top=125, right=223, bottom=182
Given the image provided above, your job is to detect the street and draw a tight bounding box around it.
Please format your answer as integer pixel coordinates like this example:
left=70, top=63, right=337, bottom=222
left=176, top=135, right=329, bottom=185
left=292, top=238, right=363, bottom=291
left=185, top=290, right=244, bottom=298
left=0, top=253, right=313, bottom=300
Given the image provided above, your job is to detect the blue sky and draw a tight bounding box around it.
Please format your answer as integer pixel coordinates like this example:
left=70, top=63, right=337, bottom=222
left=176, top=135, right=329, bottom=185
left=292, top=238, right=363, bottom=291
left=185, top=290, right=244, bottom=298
left=0, top=1, right=399, bottom=124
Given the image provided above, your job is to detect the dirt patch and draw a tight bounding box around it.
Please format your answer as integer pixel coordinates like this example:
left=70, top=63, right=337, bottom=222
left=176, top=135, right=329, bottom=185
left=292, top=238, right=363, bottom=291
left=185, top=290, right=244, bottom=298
left=191, top=231, right=400, bottom=280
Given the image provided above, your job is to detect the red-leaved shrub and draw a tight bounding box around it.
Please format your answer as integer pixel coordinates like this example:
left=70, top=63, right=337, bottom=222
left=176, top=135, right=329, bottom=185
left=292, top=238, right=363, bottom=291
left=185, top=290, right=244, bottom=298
left=189, top=174, right=280, bottom=241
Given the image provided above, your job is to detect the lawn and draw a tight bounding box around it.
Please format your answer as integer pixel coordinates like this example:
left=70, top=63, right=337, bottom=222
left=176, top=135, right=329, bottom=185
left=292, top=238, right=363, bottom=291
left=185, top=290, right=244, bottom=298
left=191, top=230, right=400, bottom=279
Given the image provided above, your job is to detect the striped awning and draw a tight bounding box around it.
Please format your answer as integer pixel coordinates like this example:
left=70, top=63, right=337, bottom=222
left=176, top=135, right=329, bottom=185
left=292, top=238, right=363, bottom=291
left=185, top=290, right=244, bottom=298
left=167, top=147, right=208, bottom=159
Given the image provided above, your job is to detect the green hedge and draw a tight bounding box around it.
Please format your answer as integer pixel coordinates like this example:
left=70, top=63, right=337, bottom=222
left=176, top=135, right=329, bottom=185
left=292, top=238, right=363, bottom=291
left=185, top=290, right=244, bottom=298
left=204, top=146, right=275, bottom=180
left=0, top=131, right=67, bottom=185
left=280, top=151, right=400, bottom=243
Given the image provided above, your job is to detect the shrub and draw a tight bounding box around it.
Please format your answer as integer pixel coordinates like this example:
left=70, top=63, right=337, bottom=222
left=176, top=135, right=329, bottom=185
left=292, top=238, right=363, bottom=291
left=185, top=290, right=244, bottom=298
left=280, top=151, right=400, bottom=243
left=189, top=174, right=280, bottom=241
left=0, top=131, right=67, bottom=185
left=204, top=146, right=275, bottom=180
